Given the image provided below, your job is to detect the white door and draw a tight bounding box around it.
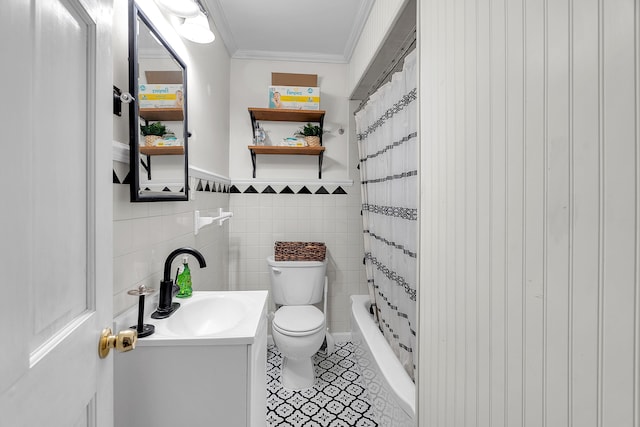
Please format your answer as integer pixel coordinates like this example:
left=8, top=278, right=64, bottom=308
left=0, top=0, right=115, bottom=426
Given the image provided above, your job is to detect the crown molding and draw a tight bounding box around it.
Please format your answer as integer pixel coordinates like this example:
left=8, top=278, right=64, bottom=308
left=204, top=0, right=370, bottom=63
left=342, top=0, right=375, bottom=62
left=232, top=49, right=347, bottom=64
left=205, top=0, right=237, bottom=56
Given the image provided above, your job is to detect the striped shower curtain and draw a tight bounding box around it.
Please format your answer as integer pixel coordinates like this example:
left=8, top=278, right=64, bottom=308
left=355, top=50, right=418, bottom=381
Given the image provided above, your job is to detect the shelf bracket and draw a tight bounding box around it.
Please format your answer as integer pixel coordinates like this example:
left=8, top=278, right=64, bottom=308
left=250, top=149, right=257, bottom=178
left=249, top=110, right=257, bottom=142
left=141, top=155, right=151, bottom=180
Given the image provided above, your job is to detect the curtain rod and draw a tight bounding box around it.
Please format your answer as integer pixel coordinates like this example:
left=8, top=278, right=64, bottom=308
left=194, top=0, right=209, bottom=16
left=353, top=30, right=416, bottom=115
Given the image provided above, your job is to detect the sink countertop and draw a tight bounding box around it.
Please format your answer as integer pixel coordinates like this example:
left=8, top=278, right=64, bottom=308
left=113, top=290, right=269, bottom=347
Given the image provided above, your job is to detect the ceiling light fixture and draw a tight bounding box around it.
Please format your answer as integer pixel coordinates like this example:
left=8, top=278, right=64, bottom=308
left=177, top=12, right=215, bottom=44
left=154, top=0, right=200, bottom=18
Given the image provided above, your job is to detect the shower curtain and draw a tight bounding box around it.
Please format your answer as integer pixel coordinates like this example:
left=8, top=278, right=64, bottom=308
left=355, top=50, right=418, bottom=381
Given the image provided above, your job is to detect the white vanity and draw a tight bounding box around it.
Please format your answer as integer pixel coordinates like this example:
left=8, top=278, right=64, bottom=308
left=114, top=291, right=268, bottom=427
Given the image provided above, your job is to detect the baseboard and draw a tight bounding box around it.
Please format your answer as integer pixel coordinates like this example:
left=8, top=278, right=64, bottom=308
left=331, top=332, right=352, bottom=343
left=267, top=331, right=352, bottom=347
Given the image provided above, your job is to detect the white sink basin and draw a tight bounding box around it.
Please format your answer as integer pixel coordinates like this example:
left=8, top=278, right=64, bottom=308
left=115, top=290, right=268, bottom=346
left=162, top=293, right=249, bottom=337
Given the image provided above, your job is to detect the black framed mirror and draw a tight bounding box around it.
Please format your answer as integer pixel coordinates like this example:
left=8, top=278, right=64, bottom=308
left=129, top=0, right=189, bottom=202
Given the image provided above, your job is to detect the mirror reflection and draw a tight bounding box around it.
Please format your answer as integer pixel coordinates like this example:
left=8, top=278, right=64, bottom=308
left=129, top=3, right=189, bottom=201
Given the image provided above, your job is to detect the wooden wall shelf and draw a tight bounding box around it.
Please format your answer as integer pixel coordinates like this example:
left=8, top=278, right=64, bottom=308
left=248, top=145, right=326, bottom=179
left=139, top=146, right=184, bottom=155
left=247, top=108, right=326, bottom=179
left=248, top=146, right=324, bottom=155
left=139, top=108, right=184, bottom=122
left=248, top=108, right=325, bottom=123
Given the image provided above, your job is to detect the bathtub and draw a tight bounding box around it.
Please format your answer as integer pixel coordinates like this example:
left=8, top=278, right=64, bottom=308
left=350, top=295, right=416, bottom=426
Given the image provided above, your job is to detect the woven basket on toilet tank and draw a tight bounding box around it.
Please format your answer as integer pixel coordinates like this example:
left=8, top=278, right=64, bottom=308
left=274, top=241, right=326, bottom=261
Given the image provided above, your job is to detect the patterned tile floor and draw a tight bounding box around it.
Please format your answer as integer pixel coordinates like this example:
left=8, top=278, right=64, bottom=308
left=266, top=342, right=379, bottom=427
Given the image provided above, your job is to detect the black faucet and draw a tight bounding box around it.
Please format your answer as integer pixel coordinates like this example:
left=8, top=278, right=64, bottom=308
left=151, top=247, right=207, bottom=319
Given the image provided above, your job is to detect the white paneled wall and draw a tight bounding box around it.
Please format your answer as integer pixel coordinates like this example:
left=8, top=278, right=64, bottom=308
left=418, top=0, right=639, bottom=426
left=229, top=189, right=367, bottom=333
left=113, top=182, right=230, bottom=316
left=347, top=0, right=409, bottom=96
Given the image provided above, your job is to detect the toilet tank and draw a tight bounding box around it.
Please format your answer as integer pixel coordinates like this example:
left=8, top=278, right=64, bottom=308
left=266, top=256, right=327, bottom=305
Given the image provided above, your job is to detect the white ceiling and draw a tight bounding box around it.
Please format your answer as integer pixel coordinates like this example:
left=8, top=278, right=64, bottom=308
left=203, top=0, right=375, bottom=63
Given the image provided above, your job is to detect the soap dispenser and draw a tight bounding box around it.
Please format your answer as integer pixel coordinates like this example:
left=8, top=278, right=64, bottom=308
left=176, top=256, right=192, bottom=298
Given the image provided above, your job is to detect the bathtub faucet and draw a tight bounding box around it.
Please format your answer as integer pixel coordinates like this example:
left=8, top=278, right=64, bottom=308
left=151, top=247, right=207, bottom=319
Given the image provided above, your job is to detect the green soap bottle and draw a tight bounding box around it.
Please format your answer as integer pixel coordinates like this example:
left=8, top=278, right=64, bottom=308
left=176, top=256, right=192, bottom=298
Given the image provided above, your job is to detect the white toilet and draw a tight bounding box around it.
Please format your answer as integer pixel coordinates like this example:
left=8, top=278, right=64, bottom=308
left=267, top=255, right=327, bottom=390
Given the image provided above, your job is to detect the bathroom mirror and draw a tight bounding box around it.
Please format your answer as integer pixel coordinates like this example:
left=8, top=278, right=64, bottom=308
left=129, top=1, right=189, bottom=202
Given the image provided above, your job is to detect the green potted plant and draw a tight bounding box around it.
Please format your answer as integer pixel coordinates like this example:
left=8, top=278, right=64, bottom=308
left=140, top=122, right=167, bottom=146
left=297, top=122, right=323, bottom=147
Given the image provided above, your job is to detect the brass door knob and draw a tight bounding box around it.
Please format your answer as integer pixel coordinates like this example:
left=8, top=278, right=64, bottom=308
left=98, top=328, right=137, bottom=359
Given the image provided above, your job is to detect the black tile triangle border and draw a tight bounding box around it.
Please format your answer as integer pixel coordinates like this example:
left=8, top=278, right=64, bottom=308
left=226, top=183, right=349, bottom=195
left=280, top=186, right=295, bottom=194
left=113, top=169, right=350, bottom=197
left=122, top=171, right=132, bottom=184
left=113, top=169, right=232, bottom=195
left=332, top=186, right=347, bottom=194
left=244, top=185, right=258, bottom=193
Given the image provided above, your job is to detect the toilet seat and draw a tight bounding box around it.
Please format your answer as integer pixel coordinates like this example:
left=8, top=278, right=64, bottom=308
left=273, top=305, right=325, bottom=336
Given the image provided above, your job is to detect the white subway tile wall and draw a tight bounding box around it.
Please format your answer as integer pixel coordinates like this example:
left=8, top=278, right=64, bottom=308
left=113, top=179, right=230, bottom=316
left=113, top=175, right=366, bottom=332
left=229, top=187, right=368, bottom=333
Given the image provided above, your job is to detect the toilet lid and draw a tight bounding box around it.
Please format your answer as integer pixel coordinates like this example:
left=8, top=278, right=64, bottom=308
left=273, top=306, right=325, bottom=334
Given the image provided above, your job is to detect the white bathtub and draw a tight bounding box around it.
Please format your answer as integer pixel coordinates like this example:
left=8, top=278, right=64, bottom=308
left=350, top=295, right=415, bottom=426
